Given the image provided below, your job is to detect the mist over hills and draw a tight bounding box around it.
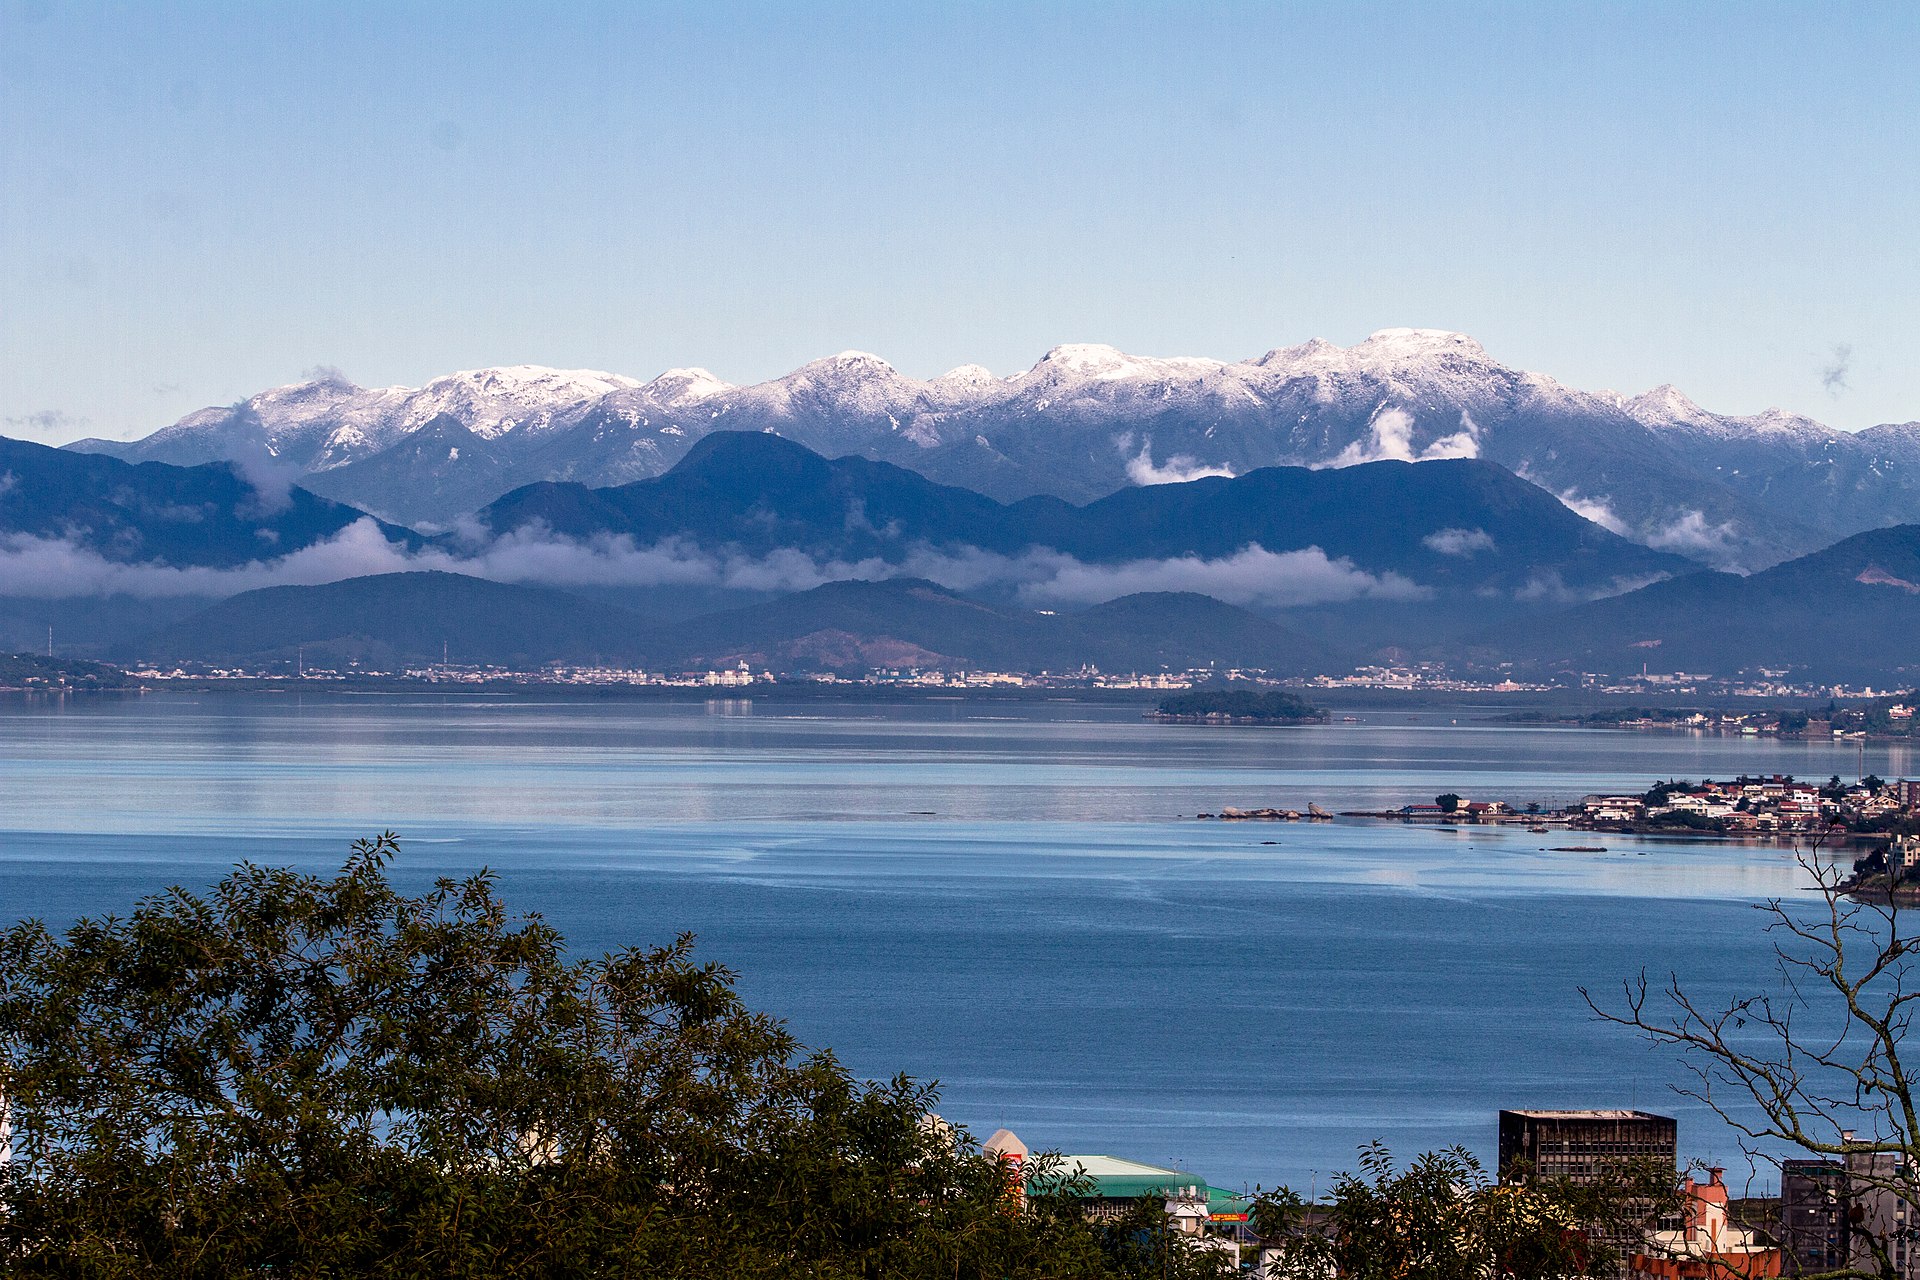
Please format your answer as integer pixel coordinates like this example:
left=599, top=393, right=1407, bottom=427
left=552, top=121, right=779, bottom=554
left=11, top=410, right=1917, bottom=680
left=67, top=331, right=1920, bottom=569
left=1487, top=523, right=1920, bottom=681
left=138, top=571, right=651, bottom=668
left=647, top=578, right=1331, bottom=676
left=132, top=572, right=1331, bottom=676
left=477, top=431, right=1691, bottom=608
left=0, top=434, right=414, bottom=576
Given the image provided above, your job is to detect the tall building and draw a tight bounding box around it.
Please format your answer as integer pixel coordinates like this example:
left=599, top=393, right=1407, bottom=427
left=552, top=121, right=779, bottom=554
left=1500, top=1110, right=1680, bottom=1279
left=1498, top=1109, right=1679, bottom=1184
left=1779, top=1159, right=1847, bottom=1275
left=1843, top=1146, right=1920, bottom=1279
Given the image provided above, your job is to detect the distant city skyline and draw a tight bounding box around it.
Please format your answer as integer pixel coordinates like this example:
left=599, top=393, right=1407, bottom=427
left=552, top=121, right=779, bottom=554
left=3, top=1, right=1916, bottom=444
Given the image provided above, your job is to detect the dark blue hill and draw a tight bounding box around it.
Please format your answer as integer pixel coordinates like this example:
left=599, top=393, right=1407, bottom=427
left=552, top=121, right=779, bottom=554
left=0, top=433, right=410, bottom=567
left=476, top=432, right=1691, bottom=601
left=1489, top=524, right=1920, bottom=680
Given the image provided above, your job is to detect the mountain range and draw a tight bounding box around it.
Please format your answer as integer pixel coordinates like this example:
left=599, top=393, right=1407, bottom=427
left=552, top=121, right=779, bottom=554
left=133, top=571, right=1331, bottom=676
left=0, top=434, right=411, bottom=570
left=1488, top=523, right=1920, bottom=682
left=67, top=331, right=1920, bottom=569
left=475, top=431, right=1690, bottom=608
left=10, top=399, right=1917, bottom=679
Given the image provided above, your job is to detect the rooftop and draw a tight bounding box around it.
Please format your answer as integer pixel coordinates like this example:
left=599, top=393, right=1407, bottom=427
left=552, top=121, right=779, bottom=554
left=1050, top=1155, right=1247, bottom=1215
left=1503, top=1109, right=1672, bottom=1121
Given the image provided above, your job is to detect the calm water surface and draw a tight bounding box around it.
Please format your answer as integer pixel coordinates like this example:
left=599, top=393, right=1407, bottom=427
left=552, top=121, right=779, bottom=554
left=4, top=693, right=1911, bottom=1192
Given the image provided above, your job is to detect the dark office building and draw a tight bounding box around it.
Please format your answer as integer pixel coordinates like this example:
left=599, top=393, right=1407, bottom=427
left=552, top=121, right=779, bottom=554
left=1497, top=1109, right=1678, bottom=1184
left=1779, top=1159, right=1847, bottom=1275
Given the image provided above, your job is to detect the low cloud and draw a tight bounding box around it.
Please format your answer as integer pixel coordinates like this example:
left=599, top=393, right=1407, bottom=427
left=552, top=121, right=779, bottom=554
left=1422, top=527, right=1495, bottom=556
left=1511, top=463, right=1633, bottom=538
left=0, top=520, right=415, bottom=599
left=0, top=522, right=1431, bottom=613
left=1123, top=439, right=1235, bottom=486
left=1643, top=509, right=1739, bottom=559
left=1551, top=488, right=1630, bottom=536
left=225, top=440, right=303, bottom=516
left=301, top=365, right=353, bottom=387
left=1321, top=407, right=1481, bottom=468
left=1821, top=344, right=1852, bottom=395
left=4, top=409, right=87, bottom=437
left=1515, top=569, right=1671, bottom=604
left=1009, top=545, right=1429, bottom=609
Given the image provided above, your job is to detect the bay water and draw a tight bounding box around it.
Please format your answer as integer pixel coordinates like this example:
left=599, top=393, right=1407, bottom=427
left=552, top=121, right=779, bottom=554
left=3, top=692, right=1910, bottom=1194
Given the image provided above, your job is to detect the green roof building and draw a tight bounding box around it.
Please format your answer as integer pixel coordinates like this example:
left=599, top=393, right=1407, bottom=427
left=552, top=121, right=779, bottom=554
left=1046, top=1154, right=1250, bottom=1222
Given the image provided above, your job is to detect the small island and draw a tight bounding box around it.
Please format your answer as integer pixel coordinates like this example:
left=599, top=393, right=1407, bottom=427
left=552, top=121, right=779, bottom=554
left=1151, top=689, right=1326, bottom=725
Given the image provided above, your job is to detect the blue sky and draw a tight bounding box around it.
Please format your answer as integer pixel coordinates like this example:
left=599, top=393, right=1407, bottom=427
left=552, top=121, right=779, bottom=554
left=3, top=1, right=1916, bottom=443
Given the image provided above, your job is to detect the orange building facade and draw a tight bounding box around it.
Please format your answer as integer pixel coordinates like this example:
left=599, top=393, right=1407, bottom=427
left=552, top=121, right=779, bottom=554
left=1631, top=1169, right=1783, bottom=1279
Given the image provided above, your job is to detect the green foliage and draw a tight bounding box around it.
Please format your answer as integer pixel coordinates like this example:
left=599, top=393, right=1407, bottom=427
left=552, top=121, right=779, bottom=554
left=0, top=652, right=129, bottom=688
left=1436, top=793, right=1463, bottom=813
left=1646, top=809, right=1727, bottom=832
left=1155, top=689, right=1322, bottom=721
left=1641, top=778, right=1694, bottom=808
left=0, top=836, right=1196, bottom=1278
left=1252, top=1144, right=1677, bottom=1280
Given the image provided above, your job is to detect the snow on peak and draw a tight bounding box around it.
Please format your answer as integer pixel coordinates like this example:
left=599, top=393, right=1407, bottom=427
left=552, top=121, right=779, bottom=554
left=429, top=365, right=643, bottom=398
left=1354, top=328, right=1488, bottom=359
left=826, top=350, right=894, bottom=370
left=406, top=366, right=643, bottom=440
left=1025, top=343, right=1226, bottom=382
left=1622, top=385, right=1828, bottom=440
left=934, top=363, right=1000, bottom=388
left=1624, top=384, right=1710, bottom=425
left=645, top=367, right=732, bottom=404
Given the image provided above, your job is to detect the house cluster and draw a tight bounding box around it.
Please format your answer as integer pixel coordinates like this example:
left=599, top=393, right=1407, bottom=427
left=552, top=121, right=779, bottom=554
left=983, top=1110, right=1920, bottom=1278
left=1578, top=776, right=1920, bottom=834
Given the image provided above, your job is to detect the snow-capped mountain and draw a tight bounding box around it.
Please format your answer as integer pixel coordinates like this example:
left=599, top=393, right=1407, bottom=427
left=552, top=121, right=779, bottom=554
left=66, top=331, right=1920, bottom=567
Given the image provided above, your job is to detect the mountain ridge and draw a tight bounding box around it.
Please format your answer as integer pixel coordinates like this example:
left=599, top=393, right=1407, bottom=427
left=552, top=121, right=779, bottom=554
left=473, top=430, right=1695, bottom=608
left=1488, top=523, right=1920, bottom=681
left=67, top=332, right=1920, bottom=565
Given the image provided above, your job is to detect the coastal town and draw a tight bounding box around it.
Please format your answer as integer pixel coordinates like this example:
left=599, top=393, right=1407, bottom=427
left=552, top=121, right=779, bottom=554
left=982, top=1107, right=1877, bottom=1278
left=9, top=648, right=1910, bottom=707
left=1356, top=774, right=1920, bottom=839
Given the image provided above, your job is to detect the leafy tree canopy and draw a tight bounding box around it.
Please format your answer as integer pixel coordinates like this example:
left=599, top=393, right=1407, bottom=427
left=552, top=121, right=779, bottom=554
left=1155, top=689, right=1322, bottom=722
left=0, top=836, right=1195, bottom=1279
left=1253, top=1143, right=1677, bottom=1280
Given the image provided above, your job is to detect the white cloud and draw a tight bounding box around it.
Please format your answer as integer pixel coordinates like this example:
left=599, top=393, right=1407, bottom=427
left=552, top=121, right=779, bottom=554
left=0, top=522, right=1435, bottom=614
left=1643, top=509, right=1738, bottom=558
left=1123, top=438, right=1235, bottom=485
left=1009, top=544, right=1429, bottom=609
left=1554, top=489, right=1630, bottom=536
left=1514, top=569, right=1671, bottom=604
left=1321, top=407, right=1481, bottom=468
left=1422, top=527, right=1495, bottom=556
left=225, top=441, right=302, bottom=516
left=1511, top=463, right=1633, bottom=538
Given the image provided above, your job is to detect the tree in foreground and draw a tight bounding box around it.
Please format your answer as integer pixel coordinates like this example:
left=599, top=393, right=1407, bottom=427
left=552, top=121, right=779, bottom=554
left=0, top=835, right=1225, bottom=1278
left=1589, top=846, right=1920, bottom=1280
left=1251, top=1143, right=1677, bottom=1280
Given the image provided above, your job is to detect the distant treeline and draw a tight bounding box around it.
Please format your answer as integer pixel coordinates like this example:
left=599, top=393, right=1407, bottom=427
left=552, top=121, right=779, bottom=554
left=0, top=652, right=131, bottom=689
left=1503, top=694, right=1918, bottom=737
left=1155, top=689, right=1323, bottom=722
